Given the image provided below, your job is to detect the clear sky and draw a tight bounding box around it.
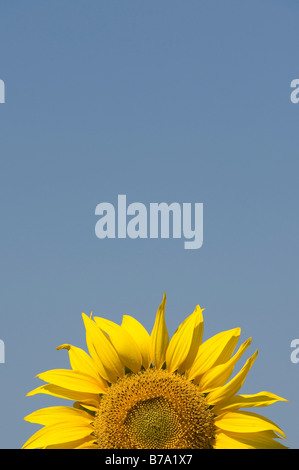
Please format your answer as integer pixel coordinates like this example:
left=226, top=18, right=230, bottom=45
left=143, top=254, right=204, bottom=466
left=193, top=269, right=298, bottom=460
left=0, top=0, right=298, bottom=449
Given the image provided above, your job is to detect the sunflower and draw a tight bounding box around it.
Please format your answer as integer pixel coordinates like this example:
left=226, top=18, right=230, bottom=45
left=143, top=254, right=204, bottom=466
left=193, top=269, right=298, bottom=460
left=23, top=294, right=288, bottom=449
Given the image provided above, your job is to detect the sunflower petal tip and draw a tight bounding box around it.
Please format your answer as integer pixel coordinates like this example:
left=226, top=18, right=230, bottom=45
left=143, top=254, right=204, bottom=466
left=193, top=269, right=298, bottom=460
left=196, top=305, right=205, bottom=313
left=56, top=344, right=70, bottom=351
left=279, top=397, right=289, bottom=403
left=82, top=312, right=92, bottom=323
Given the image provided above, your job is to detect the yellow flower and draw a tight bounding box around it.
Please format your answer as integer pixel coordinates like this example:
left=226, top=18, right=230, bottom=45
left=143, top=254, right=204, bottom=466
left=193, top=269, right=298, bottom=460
left=23, top=294, right=288, bottom=449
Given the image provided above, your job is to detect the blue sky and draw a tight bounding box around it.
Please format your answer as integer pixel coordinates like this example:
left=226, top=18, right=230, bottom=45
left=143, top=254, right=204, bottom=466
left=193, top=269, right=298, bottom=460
left=0, top=1, right=298, bottom=448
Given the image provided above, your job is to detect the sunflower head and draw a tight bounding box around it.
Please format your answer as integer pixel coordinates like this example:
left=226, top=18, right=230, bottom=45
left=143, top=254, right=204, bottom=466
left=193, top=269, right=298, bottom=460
left=23, top=293, right=288, bottom=449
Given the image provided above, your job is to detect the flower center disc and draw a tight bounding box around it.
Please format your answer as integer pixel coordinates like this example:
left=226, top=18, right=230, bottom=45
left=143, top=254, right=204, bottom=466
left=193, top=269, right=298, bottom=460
left=94, top=369, right=215, bottom=449
left=125, top=397, right=180, bottom=448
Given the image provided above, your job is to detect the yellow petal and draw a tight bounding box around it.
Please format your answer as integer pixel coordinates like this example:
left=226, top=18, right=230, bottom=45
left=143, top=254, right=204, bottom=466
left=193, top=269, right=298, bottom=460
left=150, top=293, right=169, bottom=369
left=198, top=337, right=252, bottom=392
left=214, top=410, right=286, bottom=439
left=82, top=313, right=124, bottom=383
left=121, top=315, right=151, bottom=369
left=56, top=344, right=107, bottom=388
left=74, top=441, right=98, bottom=449
left=36, top=369, right=107, bottom=395
left=214, top=430, right=288, bottom=449
left=206, top=350, right=258, bottom=406
left=73, top=401, right=98, bottom=413
left=94, top=317, right=142, bottom=373
left=187, top=327, right=241, bottom=381
left=44, top=437, right=97, bottom=449
left=214, top=391, right=288, bottom=413
left=166, top=305, right=204, bottom=373
left=24, top=406, right=93, bottom=426
left=22, top=422, right=93, bottom=449
left=26, top=384, right=101, bottom=406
